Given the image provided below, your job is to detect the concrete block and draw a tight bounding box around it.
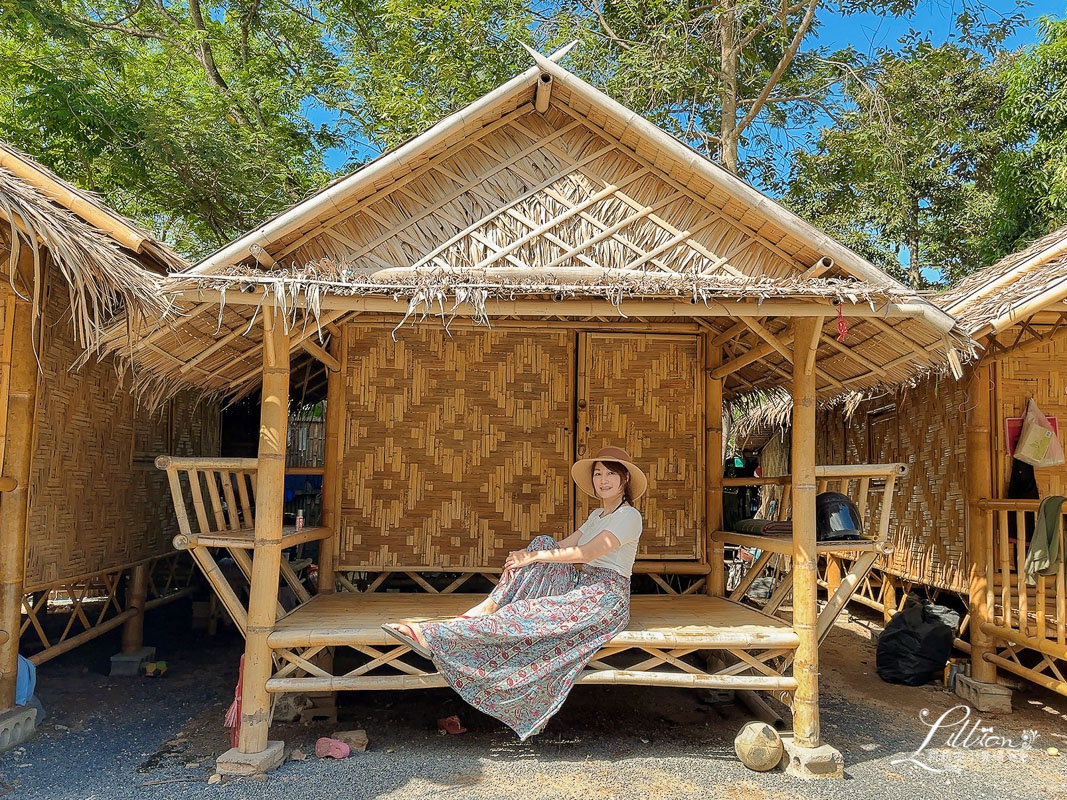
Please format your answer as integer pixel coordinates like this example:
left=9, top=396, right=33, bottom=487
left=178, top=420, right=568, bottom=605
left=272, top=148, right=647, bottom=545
left=109, top=646, right=156, bottom=677
left=780, top=734, right=844, bottom=779
left=215, top=741, right=286, bottom=776
left=0, top=705, right=37, bottom=752
left=955, top=674, right=1013, bottom=714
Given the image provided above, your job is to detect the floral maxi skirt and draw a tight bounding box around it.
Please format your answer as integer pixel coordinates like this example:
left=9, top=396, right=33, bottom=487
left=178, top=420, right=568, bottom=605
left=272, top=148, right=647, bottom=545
left=419, top=534, right=631, bottom=741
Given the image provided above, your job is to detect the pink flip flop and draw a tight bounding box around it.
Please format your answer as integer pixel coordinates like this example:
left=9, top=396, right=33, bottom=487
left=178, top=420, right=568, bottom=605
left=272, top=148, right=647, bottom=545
left=315, top=737, right=351, bottom=759
left=437, top=714, right=468, bottom=734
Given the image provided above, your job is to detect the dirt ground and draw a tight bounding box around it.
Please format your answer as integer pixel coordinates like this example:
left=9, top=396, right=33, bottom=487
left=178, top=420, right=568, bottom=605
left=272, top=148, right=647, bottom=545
left=2, top=598, right=1067, bottom=799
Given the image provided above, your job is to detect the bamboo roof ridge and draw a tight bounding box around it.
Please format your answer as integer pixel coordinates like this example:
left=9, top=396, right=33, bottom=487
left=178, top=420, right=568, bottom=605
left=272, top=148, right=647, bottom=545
left=0, top=140, right=180, bottom=348
left=102, top=45, right=974, bottom=408
left=937, top=224, right=1067, bottom=337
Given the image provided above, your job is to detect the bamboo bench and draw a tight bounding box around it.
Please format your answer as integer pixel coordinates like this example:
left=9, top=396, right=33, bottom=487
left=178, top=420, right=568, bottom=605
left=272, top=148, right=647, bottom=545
left=157, top=457, right=905, bottom=700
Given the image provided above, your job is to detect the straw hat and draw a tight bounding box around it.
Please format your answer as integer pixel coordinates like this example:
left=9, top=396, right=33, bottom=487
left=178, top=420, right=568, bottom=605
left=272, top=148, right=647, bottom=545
left=571, top=445, right=648, bottom=501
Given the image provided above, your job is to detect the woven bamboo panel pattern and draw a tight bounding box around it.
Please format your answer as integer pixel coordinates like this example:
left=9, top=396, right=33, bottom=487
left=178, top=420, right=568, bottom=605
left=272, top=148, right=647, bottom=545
left=996, top=337, right=1067, bottom=498
left=337, top=324, right=574, bottom=569
left=579, top=333, right=702, bottom=560
left=817, top=378, right=968, bottom=592
left=25, top=265, right=221, bottom=589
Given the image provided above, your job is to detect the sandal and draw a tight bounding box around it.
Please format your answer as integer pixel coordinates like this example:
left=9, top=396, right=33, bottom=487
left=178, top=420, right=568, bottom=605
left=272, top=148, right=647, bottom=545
left=381, top=622, right=432, bottom=658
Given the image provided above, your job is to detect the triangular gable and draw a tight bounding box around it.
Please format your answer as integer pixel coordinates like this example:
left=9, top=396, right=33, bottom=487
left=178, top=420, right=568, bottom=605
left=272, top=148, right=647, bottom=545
left=186, top=48, right=951, bottom=336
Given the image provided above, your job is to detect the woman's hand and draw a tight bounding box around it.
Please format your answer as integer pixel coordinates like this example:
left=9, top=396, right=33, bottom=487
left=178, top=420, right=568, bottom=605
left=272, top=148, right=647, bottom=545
left=501, top=549, right=539, bottom=582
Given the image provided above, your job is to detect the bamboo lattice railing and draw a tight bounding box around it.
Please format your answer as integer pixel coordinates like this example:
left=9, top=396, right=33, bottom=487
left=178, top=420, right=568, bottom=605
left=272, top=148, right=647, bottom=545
left=713, top=463, right=907, bottom=646
left=976, top=499, right=1067, bottom=697
left=155, top=456, right=328, bottom=635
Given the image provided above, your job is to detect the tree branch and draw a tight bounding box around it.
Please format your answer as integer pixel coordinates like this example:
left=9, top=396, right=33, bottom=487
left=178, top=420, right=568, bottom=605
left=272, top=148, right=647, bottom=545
left=734, top=0, right=820, bottom=135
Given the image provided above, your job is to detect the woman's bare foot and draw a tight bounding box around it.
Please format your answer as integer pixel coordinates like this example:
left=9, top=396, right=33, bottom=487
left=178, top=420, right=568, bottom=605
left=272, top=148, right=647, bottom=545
left=393, top=621, right=429, bottom=650
left=460, top=598, right=500, bottom=617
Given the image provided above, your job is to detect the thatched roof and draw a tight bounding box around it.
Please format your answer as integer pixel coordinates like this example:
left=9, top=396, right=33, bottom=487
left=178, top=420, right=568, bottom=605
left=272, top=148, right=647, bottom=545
left=103, top=46, right=972, bottom=408
left=736, top=225, right=1067, bottom=438
left=938, top=223, right=1067, bottom=339
left=0, top=141, right=181, bottom=347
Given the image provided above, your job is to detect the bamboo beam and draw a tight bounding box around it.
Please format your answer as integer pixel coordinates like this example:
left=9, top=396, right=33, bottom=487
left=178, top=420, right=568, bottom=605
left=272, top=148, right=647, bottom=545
left=966, top=362, right=998, bottom=684
left=172, top=288, right=958, bottom=327
left=238, top=305, right=290, bottom=755
left=706, top=337, right=725, bottom=597
left=299, top=338, right=340, bottom=372
left=534, top=71, right=553, bottom=112
left=0, top=293, right=36, bottom=710
left=790, top=316, right=821, bottom=749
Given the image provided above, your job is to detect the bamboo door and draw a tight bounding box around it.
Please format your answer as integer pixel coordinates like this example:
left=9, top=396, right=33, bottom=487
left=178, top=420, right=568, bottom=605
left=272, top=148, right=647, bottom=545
left=575, top=333, right=704, bottom=561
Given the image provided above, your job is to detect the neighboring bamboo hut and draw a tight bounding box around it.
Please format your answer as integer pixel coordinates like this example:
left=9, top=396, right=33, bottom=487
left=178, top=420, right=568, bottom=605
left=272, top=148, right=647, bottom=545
left=0, top=142, right=220, bottom=741
left=738, top=224, right=1067, bottom=706
left=106, top=48, right=971, bottom=776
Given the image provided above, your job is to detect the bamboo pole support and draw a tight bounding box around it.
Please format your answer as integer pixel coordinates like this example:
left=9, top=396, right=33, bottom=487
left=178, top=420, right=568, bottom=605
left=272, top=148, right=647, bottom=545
left=120, top=563, right=149, bottom=653
left=318, top=328, right=344, bottom=596
left=965, top=360, right=997, bottom=684
left=706, top=338, right=725, bottom=596
left=790, top=316, right=821, bottom=749
left=238, top=305, right=290, bottom=754
left=825, top=556, right=842, bottom=599
left=0, top=295, right=37, bottom=710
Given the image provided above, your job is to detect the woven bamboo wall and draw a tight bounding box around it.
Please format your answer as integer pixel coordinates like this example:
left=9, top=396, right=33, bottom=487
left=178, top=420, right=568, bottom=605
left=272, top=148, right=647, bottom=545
left=24, top=265, right=220, bottom=589
left=758, top=430, right=790, bottom=518
left=994, top=337, right=1067, bottom=497
left=818, top=377, right=968, bottom=592
left=337, top=324, right=575, bottom=568
left=336, top=324, right=704, bottom=568
left=579, top=333, right=703, bottom=560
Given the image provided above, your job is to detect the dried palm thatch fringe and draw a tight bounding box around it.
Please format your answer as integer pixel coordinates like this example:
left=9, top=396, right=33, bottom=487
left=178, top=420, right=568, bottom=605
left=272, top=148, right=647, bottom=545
left=169, top=261, right=922, bottom=340
left=0, top=166, right=168, bottom=352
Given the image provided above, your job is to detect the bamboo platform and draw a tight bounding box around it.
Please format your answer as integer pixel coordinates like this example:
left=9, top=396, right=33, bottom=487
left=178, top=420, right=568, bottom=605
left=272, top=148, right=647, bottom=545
left=268, top=592, right=799, bottom=649
left=263, top=592, right=801, bottom=694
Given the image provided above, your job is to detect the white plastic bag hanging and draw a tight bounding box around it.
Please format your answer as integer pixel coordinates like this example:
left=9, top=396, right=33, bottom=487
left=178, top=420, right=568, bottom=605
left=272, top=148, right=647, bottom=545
left=1015, top=398, right=1065, bottom=467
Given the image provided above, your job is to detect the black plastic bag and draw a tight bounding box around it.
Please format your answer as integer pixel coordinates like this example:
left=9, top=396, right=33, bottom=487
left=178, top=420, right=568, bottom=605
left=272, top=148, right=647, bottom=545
left=876, top=593, right=961, bottom=686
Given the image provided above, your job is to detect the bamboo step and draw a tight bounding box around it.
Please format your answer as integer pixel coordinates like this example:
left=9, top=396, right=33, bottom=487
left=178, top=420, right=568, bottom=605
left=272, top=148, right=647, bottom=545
left=267, top=593, right=801, bottom=650
left=174, top=525, right=330, bottom=550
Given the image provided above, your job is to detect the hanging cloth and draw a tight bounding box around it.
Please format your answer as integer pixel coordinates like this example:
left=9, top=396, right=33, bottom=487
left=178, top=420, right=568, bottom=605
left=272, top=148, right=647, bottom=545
left=1024, top=495, right=1067, bottom=586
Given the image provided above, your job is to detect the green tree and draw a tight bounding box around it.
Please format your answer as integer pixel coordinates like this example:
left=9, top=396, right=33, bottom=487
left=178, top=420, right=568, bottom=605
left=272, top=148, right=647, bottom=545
left=0, top=0, right=348, bottom=255
left=994, top=13, right=1067, bottom=253
left=782, top=41, right=1014, bottom=287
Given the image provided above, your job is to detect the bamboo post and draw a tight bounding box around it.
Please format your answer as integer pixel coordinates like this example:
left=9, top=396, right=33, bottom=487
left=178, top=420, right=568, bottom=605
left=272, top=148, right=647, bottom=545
left=706, top=338, right=725, bottom=595
left=965, top=360, right=997, bottom=684
left=238, top=305, right=290, bottom=754
left=0, top=296, right=36, bottom=710
left=120, top=563, right=149, bottom=653
left=318, top=327, right=344, bottom=596
left=790, top=317, right=821, bottom=749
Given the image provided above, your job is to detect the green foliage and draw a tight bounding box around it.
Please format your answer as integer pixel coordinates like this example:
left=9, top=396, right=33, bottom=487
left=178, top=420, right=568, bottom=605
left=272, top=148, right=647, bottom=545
left=994, top=14, right=1067, bottom=252
left=0, top=0, right=346, bottom=256
left=783, top=41, right=1015, bottom=286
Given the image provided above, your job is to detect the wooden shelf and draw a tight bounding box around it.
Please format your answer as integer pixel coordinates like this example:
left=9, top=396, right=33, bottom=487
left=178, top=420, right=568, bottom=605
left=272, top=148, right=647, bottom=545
left=711, top=530, right=881, bottom=554
left=175, top=526, right=330, bottom=550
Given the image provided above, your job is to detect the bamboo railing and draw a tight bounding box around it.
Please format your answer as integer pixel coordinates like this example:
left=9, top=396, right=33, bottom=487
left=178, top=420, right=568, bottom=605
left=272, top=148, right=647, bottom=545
left=976, top=498, right=1067, bottom=696
left=714, top=463, right=906, bottom=646
left=155, top=455, right=329, bottom=635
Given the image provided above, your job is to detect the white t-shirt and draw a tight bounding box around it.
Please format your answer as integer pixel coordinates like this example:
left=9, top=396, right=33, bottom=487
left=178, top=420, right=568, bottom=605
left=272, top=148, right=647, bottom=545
left=576, top=504, right=643, bottom=578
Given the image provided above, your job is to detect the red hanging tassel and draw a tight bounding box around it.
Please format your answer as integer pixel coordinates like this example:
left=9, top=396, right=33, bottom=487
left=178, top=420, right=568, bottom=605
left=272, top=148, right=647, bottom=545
left=836, top=304, right=849, bottom=342
left=224, top=654, right=245, bottom=748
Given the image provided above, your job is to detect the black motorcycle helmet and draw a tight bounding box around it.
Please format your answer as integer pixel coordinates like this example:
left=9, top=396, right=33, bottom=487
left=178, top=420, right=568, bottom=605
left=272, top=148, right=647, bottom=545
left=815, top=491, right=863, bottom=541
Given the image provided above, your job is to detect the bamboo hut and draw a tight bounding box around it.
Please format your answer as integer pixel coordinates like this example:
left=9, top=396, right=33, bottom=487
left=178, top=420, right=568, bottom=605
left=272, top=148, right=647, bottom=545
left=107, top=47, right=972, bottom=776
left=0, top=141, right=220, bottom=745
left=737, top=224, right=1067, bottom=708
